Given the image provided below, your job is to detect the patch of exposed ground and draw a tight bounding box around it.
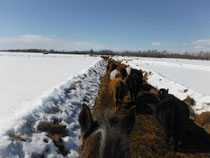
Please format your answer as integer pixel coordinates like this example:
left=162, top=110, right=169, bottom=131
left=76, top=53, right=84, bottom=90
left=93, top=71, right=116, bottom=115
left=194, top=112, right=210, bottom=134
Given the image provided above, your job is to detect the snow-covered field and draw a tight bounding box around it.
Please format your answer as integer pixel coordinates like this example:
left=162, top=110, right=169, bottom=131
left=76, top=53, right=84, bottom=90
left=113, top=56, right=210, bottom=114
left=0, top=52, right=106, bottom=157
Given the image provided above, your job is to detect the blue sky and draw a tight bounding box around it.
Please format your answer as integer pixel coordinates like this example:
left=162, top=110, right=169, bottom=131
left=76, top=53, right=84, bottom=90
left=0, top=0, right=210, bottom=52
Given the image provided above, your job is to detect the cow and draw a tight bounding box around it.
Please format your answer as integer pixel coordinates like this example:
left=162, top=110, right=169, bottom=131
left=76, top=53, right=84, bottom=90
left=78, top=104, right=136, bottom=158
left=156, top=88, right=190, bottom=151
left=126, top=74, right=140, bottom=101
left=109, top=77, right=128, bottom=112
left=106, top=59, right=114, bottom=71
left=126, top=68, right=143, bottom=101
left=130, top=68, right=143, bottom=84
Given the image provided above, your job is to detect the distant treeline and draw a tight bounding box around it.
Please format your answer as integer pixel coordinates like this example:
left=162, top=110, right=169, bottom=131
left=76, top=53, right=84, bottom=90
left=1, top=49, right=210, bottom=60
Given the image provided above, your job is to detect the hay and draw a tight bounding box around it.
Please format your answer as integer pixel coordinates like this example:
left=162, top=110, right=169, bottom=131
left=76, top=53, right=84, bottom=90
left=195, top=112, right=210, bottom=134
left=9, top=133, right=27, bottom=142
left=183, top=96, right=195, bottom=106
left=37, top=123, right=67, bottom=136
left=184, top=89, right=188, bottom=93
left=37, top=123, right=68, bottom=156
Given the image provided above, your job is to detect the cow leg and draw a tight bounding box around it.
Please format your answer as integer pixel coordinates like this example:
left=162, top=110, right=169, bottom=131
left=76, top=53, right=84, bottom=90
left=132, top=92, right=135, bottom=102
left=113, top=93, right=117, bottom=112
left=173, top=124, right=180, bottom=152
left=129, top=90, right=133, bottom=101
left=164, top=115, right=171, bottom=144
left=118, top=100, right=122, bottom=111
left=165, top=134, right=170, bottom=144
left=134, top=92, right=137, bottom=102
left=115, top=105, right=118, bottom=112
left=173, top=134, right=179, bottom=152
left=115, top=99, right=119, bottom=112
left=165, top=132, right=170, bottom=144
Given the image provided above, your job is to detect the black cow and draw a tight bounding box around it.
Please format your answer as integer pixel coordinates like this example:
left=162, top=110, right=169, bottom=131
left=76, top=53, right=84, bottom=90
left=156, top=88, right=190, bottom=151
left=126, top=74, right=140, bottom=101
left=126, top=69, right=143, bottom=101
left=130, top=69, right=143, bottom=84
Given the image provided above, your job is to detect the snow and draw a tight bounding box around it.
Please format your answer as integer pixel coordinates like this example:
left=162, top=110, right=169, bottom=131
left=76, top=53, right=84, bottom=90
left=0, top=52, right=106, bottom=157
left=0, top=52, right=101, bottom=135
left=113, top=56, right=210, bottom=114
left=1, top=52, right=209, bottom=157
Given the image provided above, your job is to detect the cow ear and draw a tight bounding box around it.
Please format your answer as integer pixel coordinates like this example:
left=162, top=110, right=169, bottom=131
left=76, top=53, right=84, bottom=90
left=120, top=106, right=136, bottom=136
left=79, top=104, right=94, bottom=134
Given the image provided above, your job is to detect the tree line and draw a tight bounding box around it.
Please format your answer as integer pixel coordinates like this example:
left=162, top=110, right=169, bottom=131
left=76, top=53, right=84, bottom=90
left=1, top=49, right=210, bottom=60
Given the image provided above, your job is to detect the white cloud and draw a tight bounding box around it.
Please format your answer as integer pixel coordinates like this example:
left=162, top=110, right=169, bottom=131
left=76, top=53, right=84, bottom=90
left=194, top=46, right=204, bottom=49
left=192, top=39, right=210, bottom=46
left=191, top=39, right=210, bottom=51
left=0, top=34, right=108, bottom=51
left=193, top=45, right=210, bottom=51
left=152, top=41, right=161, bottom=46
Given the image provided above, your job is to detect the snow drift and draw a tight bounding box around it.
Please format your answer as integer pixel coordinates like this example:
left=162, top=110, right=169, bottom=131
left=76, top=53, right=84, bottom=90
left=0, top=57, right=106, bottom=158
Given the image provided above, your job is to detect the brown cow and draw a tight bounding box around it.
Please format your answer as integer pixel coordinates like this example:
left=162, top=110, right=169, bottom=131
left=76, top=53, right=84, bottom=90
left=78, top=104, right=136, bottom=158
left=106, top=59, right=114, bottom=71
left=109, top=77, right=128, bottom=112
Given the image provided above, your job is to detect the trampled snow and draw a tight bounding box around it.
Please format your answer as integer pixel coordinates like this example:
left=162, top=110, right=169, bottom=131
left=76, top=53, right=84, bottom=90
left=0, top=52, right=106, bottom=157
left=113, top=56, right=210, bottom=114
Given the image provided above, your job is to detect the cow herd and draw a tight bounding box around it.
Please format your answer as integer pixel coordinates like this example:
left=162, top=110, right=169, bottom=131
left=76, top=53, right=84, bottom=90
left=78, top=58, right=195, bottom=157
left=108, top=59, right=143, bottom=112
